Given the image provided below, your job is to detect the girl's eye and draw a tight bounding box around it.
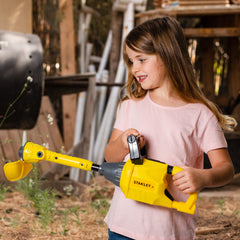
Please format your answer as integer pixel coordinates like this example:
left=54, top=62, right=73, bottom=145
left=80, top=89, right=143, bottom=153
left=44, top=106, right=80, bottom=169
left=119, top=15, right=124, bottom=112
left=139, top=58, right=146, bottom=63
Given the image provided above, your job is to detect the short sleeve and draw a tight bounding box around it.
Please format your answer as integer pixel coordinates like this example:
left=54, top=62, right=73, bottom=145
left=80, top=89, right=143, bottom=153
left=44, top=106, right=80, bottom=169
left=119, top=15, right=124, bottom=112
left=113, top=100, right=129, bottom=132
left=196, top=113, right=227, bottom=153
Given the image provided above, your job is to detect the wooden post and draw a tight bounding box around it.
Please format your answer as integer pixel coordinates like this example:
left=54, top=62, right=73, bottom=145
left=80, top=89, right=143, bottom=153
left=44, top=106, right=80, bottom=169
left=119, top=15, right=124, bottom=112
left=200, top=38, right=215, bottom=101
left=59, top=0, right=77, bottom=150
left=228, top=15, right=240, bottom=99
left=110, top=10, right=123, bottom=83
left=73, top=76, right=96, bottom=182
left=228, top=37, right=240, bottom=99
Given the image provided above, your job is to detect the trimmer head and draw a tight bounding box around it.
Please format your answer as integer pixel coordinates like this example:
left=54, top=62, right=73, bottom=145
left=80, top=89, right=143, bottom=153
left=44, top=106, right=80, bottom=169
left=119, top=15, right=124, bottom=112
left=4, top=160, right=33, bottom=181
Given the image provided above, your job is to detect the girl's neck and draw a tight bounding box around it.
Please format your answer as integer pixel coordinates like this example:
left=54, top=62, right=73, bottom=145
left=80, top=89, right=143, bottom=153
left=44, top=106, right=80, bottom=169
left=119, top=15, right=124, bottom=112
left=148, top=89, right=187, bottom=107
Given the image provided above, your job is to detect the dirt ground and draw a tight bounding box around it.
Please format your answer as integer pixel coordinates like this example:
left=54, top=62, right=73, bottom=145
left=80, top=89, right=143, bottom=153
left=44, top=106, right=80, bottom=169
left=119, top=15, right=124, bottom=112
left=0, top=175, right=240, bottom=240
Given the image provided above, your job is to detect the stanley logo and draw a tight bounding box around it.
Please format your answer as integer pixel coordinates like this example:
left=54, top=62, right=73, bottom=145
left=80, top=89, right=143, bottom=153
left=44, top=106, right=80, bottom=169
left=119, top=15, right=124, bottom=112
left=132, top=177, right=155, bottom=190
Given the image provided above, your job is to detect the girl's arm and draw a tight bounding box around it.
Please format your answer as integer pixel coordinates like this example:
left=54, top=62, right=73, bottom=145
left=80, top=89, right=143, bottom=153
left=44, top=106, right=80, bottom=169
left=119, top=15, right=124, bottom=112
left=173, top=148, right=235, bottom=194
left=104, top=128, right=145, bottom=162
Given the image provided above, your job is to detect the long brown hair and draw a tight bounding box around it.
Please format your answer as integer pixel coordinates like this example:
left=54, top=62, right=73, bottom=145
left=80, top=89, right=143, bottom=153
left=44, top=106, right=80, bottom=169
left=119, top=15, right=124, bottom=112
left=122, top=17, right=236, bottom=131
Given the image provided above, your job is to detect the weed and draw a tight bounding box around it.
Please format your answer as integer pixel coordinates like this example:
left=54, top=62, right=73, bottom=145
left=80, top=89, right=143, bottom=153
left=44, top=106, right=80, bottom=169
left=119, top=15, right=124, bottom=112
left=58, top=206, right=81, bottom=235
left=216, top=199, right=225, bottom=215
left=89, top=179, right=110, bottom=217
left=234, top=210, right=239, bottom=216
left=0, top=183, right=10, bottom=201
left=1, top=215, right=19, bottom=227
left=69, top=206, right=81, bottom=225
left=59, top=209, right=69, bottom=234
left=10, top=218, right=19, bottom=227
left=34, top=189, right=56, bottom=228
left=17, top=163, right=56, bottom=229
left=91, top=198, right=110, bottom=216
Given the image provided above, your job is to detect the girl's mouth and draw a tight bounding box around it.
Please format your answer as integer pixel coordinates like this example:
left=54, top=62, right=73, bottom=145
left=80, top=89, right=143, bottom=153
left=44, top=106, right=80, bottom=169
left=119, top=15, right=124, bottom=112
left=138, top=75, right=147, bottom=83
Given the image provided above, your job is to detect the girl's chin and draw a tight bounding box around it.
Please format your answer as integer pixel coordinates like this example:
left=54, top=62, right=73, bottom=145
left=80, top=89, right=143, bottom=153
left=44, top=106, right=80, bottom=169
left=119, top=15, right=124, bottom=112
left=140, top=83, right=151, bottom=90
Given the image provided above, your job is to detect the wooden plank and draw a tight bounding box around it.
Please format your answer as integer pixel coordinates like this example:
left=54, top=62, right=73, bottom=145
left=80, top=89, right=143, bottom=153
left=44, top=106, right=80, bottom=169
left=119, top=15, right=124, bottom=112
left=135, top=5, right=240, bottom=21
left=0, top=0, right=32, bottom=33
left=166, top=0, right=229, bottom=5
left=0, top=158, right=7, bottom=181
left=24, top=119, right=48, bottom=175
left=27, top=123, right=42, bottom=145
left=7, top=130, right=22, bottom=161
left=80, top=77, right=96, bottom=156
left=62, top=94, right=77, bottom=150
left=0, top=133, right=7, bottom=181
left=0, top=138, right=4, bottom=161
left=179, top=0, right=229, bottom=5
left=184, top=27, right=240, bottom=37
left=59, top=0, right=77, bottom=150
left=41, top=96, right=64, bottom=152
left=35, top=101, right=56, bottom=149
left=32, top=104, right=56, bottom=173
left=59, top=0, right=76, bottom=75
left=76, top=76, right=96, bottom=182
left=0, top=130, right=16, bottom=162
left=0, top=130, right=17, bottom=181
left=177, top=0, right=228, bottom=1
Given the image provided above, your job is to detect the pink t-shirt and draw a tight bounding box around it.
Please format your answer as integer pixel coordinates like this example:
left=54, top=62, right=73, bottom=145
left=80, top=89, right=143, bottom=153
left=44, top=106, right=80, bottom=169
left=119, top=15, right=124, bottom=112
left=105, top=92, right=227, bottom=240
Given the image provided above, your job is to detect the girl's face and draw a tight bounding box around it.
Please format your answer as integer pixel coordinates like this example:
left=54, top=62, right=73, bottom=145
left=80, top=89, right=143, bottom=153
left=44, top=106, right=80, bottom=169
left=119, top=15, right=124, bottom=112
left=126, top=46, right=169, bottom=91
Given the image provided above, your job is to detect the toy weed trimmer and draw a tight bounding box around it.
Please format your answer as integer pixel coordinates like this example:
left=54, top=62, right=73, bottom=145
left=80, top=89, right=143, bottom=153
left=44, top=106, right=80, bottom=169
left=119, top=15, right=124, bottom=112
left=3, top=135, right=197, bottom=215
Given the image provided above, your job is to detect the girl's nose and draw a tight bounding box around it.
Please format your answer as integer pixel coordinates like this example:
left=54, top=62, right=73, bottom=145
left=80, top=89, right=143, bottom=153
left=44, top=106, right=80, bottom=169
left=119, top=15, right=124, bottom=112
left=132, top=62, right=139, bottom=74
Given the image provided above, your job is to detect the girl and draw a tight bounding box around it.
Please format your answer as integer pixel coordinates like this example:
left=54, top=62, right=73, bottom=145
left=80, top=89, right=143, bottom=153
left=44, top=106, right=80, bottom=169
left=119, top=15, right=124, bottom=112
left=104, top=17, right=236, bottom=240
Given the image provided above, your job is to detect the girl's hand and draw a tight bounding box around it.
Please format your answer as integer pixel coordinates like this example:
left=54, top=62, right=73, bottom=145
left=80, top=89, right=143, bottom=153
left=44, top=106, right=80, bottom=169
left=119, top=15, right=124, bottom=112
left=173, top=148, right=234, bottom=194
left=105, top=128, right=145, bottom=162
left=172, top=167, right=205, bottom=194
left=121, top=128, right=145, bottom=151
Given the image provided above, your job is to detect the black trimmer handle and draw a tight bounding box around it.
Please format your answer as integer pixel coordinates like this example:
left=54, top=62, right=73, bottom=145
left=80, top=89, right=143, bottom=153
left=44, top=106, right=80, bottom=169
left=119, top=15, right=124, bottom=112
left=127, top=135, right=143, bottom=165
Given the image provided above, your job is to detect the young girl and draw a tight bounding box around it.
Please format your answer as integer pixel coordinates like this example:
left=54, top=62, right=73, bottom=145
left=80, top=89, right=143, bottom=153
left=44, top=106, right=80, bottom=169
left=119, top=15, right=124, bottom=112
left=104, top=17, right=236, bottom=240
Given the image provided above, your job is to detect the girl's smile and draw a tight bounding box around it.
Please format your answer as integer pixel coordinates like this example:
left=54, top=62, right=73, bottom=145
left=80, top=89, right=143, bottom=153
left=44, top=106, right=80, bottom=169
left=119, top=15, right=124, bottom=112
left=138, top=75, right=147, bottom=83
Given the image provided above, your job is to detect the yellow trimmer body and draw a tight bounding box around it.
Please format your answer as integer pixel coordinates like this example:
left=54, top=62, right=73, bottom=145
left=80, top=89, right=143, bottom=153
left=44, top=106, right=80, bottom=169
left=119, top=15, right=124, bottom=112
left=4, top=141, right=197, bottom=215
left=120, top=159, right=197, bottom=214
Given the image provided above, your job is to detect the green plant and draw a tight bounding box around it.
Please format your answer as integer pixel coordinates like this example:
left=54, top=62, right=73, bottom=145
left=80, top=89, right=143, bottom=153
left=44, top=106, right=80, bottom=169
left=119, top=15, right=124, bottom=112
left=234, top=210, right=239, bottom=216
left=0, top=183, right=10, bottom=201
left=59, top=209, right=69, bottom=235
left=89, top=178, right=111, bottom=216
left=0, top=215, right=19, bottom=228
left=216, top=199, right=225, bottom=215
left=17, top=163, right=56, bottom=229
left=58, top=206, right=81, bottom=235
left=34, top=189, right=56, bottom=228
left=69, top=206, right=81, bottom=225
left=91, top=198, right=110, bottom=216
